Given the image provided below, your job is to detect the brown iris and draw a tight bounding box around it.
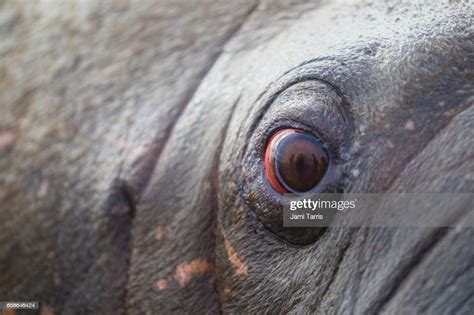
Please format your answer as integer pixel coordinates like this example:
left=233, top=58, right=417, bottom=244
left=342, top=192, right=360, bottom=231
left=265, top=128, right=328, bottom=194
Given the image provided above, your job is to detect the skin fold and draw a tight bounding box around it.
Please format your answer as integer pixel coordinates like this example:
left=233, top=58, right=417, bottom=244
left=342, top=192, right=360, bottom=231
left=0, top=1, right=472, bottom=314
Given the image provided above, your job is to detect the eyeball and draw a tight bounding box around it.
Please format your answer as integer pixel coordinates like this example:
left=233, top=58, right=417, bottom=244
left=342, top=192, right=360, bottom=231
left=264, top=128, right=329, bottom=194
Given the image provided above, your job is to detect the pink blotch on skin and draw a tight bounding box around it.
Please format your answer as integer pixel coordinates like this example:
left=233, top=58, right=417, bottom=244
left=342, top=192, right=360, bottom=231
left=155, top=227, right=175, bottom=241
left=225, top=239, right=248, bottom=276
left=0, top=131, right=16, bottom=149
left=405, top=120, right=415, bottom=130
left=155, top=227, right=168, bottom=241
left=174, top=259, right=214, bottom=287
left=155, top=278, right=168, bottom=291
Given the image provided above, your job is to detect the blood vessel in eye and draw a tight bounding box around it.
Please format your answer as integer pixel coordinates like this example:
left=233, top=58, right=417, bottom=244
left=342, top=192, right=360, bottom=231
left=264, top=129, right=328, bottom=194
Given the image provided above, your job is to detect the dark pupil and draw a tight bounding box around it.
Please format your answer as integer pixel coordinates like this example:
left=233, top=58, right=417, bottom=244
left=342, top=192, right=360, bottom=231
left=274, top=132, right=328, bottom=192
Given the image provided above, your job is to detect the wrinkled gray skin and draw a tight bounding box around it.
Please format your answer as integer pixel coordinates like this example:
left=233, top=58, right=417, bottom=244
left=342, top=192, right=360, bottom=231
left=1, top=0, right=473, bottom=314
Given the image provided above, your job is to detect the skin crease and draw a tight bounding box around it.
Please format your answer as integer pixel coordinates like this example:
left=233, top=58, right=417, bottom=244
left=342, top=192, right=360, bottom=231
left=0, top=1, right=473, bottom=315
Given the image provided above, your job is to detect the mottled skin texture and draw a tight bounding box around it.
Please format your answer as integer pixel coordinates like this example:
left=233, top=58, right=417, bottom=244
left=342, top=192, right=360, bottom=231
left=0, top=1, right=473, bottom=314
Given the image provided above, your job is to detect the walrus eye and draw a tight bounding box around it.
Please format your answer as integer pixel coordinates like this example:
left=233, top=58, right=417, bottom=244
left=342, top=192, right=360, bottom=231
left=239, top=80, right=352, bottom=245
left=265, top=128, right=328, bottom=194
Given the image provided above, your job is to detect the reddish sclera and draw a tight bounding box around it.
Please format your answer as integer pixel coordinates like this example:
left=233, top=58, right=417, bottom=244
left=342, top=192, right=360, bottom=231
left=264, top=130, right=291, bottom=194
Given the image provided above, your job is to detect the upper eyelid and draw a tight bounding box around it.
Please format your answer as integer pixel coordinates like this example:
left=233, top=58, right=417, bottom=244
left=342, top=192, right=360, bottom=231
left=242, top=60, right=353, bottom=161
left=249, top=77, right=340, bottom=142
left=267, top=67, right=351, bottom=122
